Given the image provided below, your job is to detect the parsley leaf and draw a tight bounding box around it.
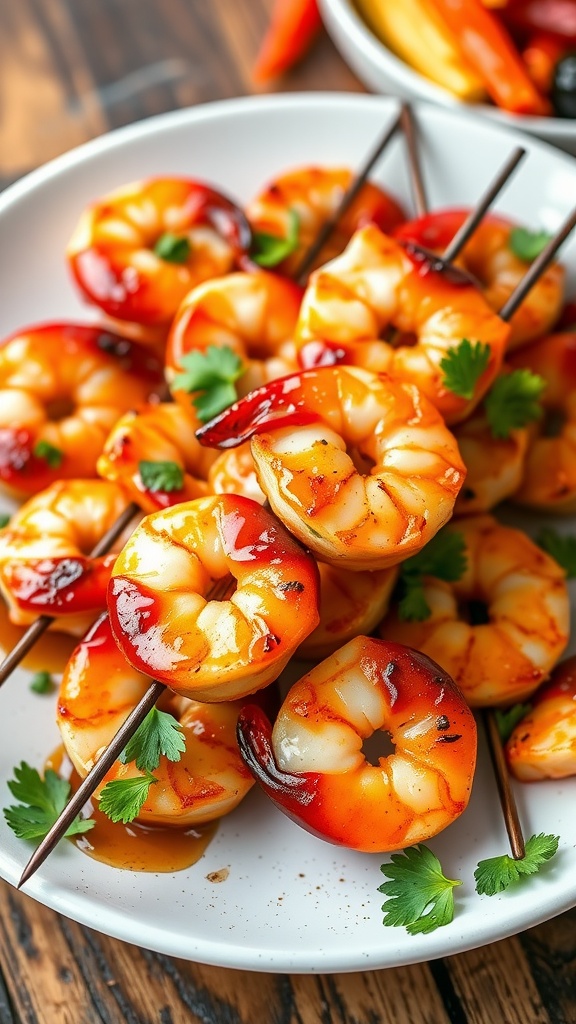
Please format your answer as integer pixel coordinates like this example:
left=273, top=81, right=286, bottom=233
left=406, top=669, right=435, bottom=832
left=138, top=460, right=184, bottom=493
left=397, top=529, right=467, bottom=622
left=484, top=369, right=545, bottom=440
left=0, top=513, right=10, bottom=529
left=3, top=762, right=94, bottom=841
left=509, top=227, right=553, bottom=263
left=153, top=232, right=191, bottom=264
left=29, top=670, right=54, bottom=695
left=119, top=707, right=186, bottom=773
left=252, top=209, right=300, bottom=268
left=34, top=439, right=63, bottom=468
left=440, top=339, right=491, bottom=400
left=98, top=771, right=157, bottom=824
left=172, top=345, right=245, bottom=423
left=379, top=845, right=461, bottom=935
left=536, top=528, right=576, bottom=578
left=474, top=834, right=559, bottom=896
left=495, top=703, right=533, bottom=743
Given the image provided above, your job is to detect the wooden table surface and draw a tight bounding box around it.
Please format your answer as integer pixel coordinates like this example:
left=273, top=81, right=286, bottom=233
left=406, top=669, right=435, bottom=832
left=1, top=1, right=575, bottom=1021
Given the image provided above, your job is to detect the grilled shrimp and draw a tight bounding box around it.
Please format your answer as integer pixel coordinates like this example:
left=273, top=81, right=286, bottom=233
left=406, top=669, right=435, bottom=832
left=197, top=366, right=466, bottom=571
left=166, top=272, right=302, bottom=407
left=0, top=479, right=130, bottom=633
left=67, top=178, right=252, bottom=327
left=453, top=410, right=529, bottom=516
left=0, top=323, right=164, bottom=496
left=237, top=636, right=477, bottom=853
left=298, top=565, right=398, bottom=660
left=380, top=515, right=570, bottom=706
left=247, top=166, right=405, bottom=275
left=58, top=615, right=257, bottom=826
left=108, top=494, right=320, bottom=702
left=97, top=402, right=216, bottom=514
left=395, top=209, right=564, bottom=349
left=508, top=332, right=576, bottom=513
left=506, top=656, right=576, bottom=781
left=294, top=225, right=510, bottom=424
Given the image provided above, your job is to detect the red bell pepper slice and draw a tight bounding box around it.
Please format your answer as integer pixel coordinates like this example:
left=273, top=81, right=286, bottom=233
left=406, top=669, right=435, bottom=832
left=252, top=0, right=323, bottom=82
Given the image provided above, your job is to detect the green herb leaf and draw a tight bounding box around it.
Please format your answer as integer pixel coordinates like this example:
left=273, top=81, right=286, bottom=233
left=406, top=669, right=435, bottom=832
left=138, top=460, right=184, bottom=494
left=398, top=577, right=431, bottom=623
left=252, top=209, right=300, bottom=268
left=98, top=771, right=157, bottom=824
left=3, top=762, right=94, bottom=841
left=509, top=227, right=553, bottom=263
left=495, top=703, right=533, bottom=743
left=397, top=529, right=467, bottom=623
left=172, top=345, right=245, bottom=423
left=119, top=707, right=186, bottom=773
left=536, top=528, right=576, bottom=579
left=153, top=232, right=191, bottom=264
left=33, top=439, right=63, bottom=468
left=29, top=670, right=54, bottom=695
left=440, top=339, right=491, bottom=400
left=0, top=514, right=10, bottom=529
left=379, top=845, right=461, bottom=935
left=484, top=369, right=545, bottom=440
left=474, top=834, right=559, bottom=896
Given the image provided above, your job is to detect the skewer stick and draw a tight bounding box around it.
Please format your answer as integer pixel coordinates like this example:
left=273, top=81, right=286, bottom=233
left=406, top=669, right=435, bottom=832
left=483, top=711, right=525, bottom=860
left=0, top=501, right=139, bottom=688
left=399, top=104, right=428, bottom=217
left=16, top=149, right=576, bottom=886
left=293, top=107, right=402, bottom=284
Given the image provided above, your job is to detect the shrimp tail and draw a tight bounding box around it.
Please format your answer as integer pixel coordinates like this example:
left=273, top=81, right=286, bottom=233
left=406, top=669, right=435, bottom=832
left=196, top=372, right=319, bottom=449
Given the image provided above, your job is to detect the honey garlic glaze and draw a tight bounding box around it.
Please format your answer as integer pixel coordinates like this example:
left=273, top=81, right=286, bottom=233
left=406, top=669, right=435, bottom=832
left=45, top=747, right=217, bottom=872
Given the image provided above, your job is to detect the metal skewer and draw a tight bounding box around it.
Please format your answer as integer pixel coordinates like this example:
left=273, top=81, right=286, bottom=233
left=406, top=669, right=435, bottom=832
left=399, top=104, right=428, bottom=217
left=16, top=129, right=576, bottom=887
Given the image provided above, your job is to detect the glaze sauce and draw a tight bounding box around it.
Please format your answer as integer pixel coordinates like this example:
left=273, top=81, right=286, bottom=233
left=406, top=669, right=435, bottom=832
left=45, top=747, right=217, bottom=873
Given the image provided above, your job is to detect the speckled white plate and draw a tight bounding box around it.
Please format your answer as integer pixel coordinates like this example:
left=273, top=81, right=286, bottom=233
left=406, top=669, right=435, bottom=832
left=0, top=94, right=575, bottom=973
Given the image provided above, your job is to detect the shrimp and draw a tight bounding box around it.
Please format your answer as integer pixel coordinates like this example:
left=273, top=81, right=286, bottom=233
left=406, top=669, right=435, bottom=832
left=294, top=226, right=510, bottom=424
left=108, top=494, right=320, bottom=703
left=97, top=402, right=217, bottom=514
left=247, top=166, right=405, bottom=275
left=67, top=178, right=252, bottom=328
left=453, top=411, right=529, bottom=516
left=57, top=615, right=258, bottom=826
left=298, top=565, right=398, bottom=660
left=395, top=209, right=564, bottom=349
left=208, top=444, right=266, bottom=505
left=196, top=365, right=466, bottom=571
left=508, top=332, right=576, bottom=513
left=380, top=515, right=570, bottom=707
left=166, top=271, right=302, bottom=407
left=237, top=636, right=477, bottom=853
left=0, top=479, right=131, bottom=633
left=506, top=656, right=576, bottom=781
left=0, top=323, right=164, bottom=496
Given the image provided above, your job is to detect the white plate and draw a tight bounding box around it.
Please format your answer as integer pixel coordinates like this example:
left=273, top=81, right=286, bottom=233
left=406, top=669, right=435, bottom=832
left=319, top=0, right=576, bottom=155
left=0, top=94, right=575, bottom=973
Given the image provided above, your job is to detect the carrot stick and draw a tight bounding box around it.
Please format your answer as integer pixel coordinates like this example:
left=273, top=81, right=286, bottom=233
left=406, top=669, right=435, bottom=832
left=252, top=0, right=323, bottom=82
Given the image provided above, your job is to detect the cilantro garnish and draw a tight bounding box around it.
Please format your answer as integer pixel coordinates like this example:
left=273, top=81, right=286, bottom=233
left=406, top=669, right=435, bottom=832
left=440, top=339, right=491, bottom=400
left=119, top=707, right=186, bottom=773
left=379, top=845, right=461, bottom=935
left=252, top=209, right=300, bottom=268
left=495, top=703, right=533, bottom=743
left=474, top=834, right=559, bottom=896
left=536, top=528, right=576, bottom=578
left=34, top=439, right=63, bottom=468
left=0, top=514, right=9, bottom=529
left=3, top=762, right=94, bottom=841
left=98, top=708, right=186, bottom=824
left=172, top=345, right=245, bottom=422
left=29, top=671, right=54, bottom=695
left=138, top=460, right=184, bottom=494
left=484, top=369, right=545, bottom=440
left=509, top=227, right=553, bottom=263
left=98, top=771, right=158, bottom=825
left=398, top=529, right=467, bottom=622
left=153, top=232, right=191, bottom=264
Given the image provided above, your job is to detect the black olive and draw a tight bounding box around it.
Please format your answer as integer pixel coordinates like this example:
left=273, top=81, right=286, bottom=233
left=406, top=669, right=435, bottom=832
left=552, top=53, right=576, bottom=118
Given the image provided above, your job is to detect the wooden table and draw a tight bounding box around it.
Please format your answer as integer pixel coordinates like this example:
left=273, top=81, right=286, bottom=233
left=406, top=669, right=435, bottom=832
left=1, top=2, right=575, bottom=1021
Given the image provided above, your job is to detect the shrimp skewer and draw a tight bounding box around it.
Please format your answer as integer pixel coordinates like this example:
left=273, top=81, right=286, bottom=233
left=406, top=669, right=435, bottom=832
left=506, top=657, right=576, bottom=781
left=237, top=636, right=477, bottom=853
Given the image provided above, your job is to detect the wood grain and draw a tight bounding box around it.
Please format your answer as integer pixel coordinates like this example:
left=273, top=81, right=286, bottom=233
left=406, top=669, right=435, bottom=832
left=1, top=1, right=576, bottom=1022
